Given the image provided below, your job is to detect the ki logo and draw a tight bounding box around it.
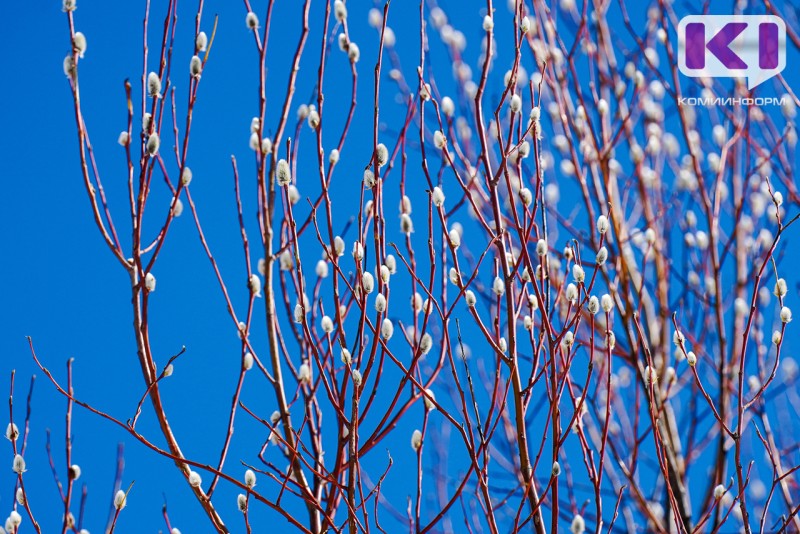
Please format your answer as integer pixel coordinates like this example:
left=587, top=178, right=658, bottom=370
left=678, top=15, right=786, bottom=90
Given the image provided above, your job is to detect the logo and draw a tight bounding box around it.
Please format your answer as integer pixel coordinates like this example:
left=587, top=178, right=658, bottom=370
left=678, top=15, right=786, bottom=89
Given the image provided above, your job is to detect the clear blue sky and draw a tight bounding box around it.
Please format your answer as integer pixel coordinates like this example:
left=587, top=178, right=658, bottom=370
left=2, top=0, right=800, bottom=533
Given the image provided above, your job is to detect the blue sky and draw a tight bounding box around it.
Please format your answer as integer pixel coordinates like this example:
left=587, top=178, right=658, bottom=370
left=2, top=0, right=800, bottom=533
